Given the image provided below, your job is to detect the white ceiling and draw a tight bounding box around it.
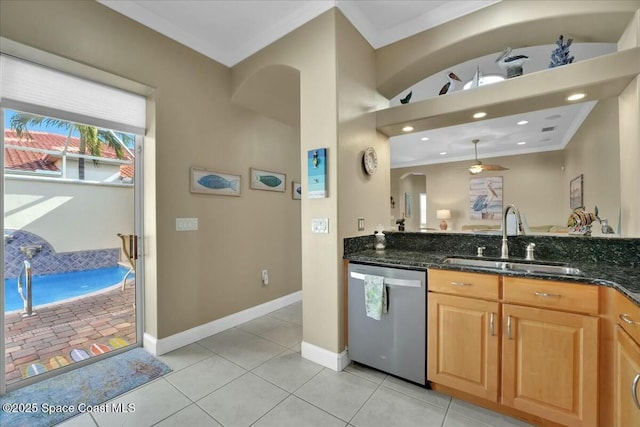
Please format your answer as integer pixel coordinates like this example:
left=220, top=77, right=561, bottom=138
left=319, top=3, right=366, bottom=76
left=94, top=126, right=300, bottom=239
left=98, top=0, right=614, bottom=169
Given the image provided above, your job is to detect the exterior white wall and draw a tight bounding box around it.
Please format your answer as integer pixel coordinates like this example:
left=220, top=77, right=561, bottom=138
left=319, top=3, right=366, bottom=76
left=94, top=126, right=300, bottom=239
left=4, top=177, right=134, bottom=253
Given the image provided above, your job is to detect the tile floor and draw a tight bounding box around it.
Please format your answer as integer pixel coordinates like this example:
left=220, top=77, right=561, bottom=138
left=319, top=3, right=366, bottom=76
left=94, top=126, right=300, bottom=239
left=58, top=301, right=534, bottom=427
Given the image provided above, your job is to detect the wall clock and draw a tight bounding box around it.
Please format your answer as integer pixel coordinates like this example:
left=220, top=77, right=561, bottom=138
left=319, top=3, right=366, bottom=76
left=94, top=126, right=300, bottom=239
left=363, top=146, right=377, bottom=175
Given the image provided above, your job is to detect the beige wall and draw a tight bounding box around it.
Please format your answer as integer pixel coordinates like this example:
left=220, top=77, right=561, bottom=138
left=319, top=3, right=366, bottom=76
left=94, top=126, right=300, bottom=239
left=4, top=179, right=133, bottom=252
left=232, top=11, right=340, bottom=352
left=1, top=0, right=301, bottom=339
left=564, top=98, right=621, bottom=233
left=232, top=10, right=388, bottom=354
left=335, top=11, right=389, bottom=350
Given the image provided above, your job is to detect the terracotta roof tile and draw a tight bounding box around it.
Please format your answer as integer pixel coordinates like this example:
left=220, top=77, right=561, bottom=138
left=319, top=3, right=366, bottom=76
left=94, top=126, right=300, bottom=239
left=4, top=130, right=134, bottom=178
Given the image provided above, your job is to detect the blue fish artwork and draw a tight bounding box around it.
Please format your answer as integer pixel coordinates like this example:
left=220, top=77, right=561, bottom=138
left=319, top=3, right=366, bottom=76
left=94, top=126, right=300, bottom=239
left=198, top=174, right=238, bottom=191
left=256, top=174, right=282, bottom=188
left=296, top=186, right=302, bottom=195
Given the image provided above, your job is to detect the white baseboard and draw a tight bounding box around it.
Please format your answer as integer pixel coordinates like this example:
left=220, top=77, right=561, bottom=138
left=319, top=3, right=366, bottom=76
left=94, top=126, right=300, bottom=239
left=144, top=290, right=302, bottom=356
left=301, top=340, right=350, bottom=371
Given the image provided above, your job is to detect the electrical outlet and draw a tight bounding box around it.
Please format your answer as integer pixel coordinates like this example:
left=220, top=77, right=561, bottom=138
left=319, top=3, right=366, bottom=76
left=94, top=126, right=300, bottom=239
left=176, top=217, right=198, bottom=231
left=311, top=218, right=329, bottom=233
left=261, top=269, right=269, bottom=285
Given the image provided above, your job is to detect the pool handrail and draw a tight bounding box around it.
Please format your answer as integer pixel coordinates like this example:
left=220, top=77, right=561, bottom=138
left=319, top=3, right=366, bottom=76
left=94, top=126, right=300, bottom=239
left=17, top=260, right=35, bottom=317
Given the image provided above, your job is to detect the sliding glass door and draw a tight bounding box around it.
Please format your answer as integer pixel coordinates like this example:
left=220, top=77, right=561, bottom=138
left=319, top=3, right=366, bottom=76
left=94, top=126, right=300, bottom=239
left=2, top=109, right=143, bottom=391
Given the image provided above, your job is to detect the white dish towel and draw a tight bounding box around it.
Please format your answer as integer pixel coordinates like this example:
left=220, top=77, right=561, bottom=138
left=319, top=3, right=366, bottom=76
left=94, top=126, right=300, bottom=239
left=364, top=274, right=387, bottom=320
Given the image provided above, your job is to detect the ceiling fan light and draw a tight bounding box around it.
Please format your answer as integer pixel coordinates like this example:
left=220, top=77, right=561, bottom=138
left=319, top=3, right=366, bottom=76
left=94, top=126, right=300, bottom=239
left=469, top=164, right=483, bottom=174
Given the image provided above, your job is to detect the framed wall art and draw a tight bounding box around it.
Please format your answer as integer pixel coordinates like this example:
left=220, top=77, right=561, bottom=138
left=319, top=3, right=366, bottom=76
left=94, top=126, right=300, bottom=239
left=308, top=148, right=327, bottom=199
left=570, top=174, right=583, bottom=209
left=292, top=181, right=302, bottom=200
left=190, top=167, right=241, bottom=196
left=250, top=168, right=286, bottom=192
left=470, top=176, right=503, bottom=220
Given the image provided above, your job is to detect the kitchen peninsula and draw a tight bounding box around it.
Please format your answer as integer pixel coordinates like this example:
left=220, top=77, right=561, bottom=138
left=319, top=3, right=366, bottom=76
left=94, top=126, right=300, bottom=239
left=344, top=231, right=640, bottom=427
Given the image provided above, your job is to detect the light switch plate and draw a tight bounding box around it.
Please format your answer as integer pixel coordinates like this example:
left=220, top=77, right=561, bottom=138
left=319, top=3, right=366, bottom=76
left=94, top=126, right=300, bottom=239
left=311, top=218, right=329, bottom=233
left=176, top=217, right=198, bottom=231
left=357, top=217, right=365, bottom=231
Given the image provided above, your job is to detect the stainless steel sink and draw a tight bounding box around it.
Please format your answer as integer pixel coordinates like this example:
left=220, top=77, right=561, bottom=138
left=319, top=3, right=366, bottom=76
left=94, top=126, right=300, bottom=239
left=442, top=258, right=510, bottom=269
left=443, top=257, right=582, bottom=276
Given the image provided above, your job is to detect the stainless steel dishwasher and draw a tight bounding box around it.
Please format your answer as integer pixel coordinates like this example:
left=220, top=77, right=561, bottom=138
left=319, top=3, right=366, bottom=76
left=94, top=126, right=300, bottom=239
left=347, top=263, right=427, bottom=386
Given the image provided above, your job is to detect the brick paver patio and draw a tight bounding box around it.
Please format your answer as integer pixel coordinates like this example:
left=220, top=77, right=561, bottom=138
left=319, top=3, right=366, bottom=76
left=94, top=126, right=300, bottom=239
left=4, top=283, right=136, bottom=386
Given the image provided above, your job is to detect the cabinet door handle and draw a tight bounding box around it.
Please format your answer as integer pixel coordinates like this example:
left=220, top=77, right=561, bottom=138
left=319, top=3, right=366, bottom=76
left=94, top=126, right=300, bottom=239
left=633, top=373, right=640, bottom=410
left=489, top=312, right=495, bottom=336
left=507, top=315, right=512, bottom=340
left=534, top=291, right=561, bottom=298
left=450, top=282, right=471, bottom=287
left=620, top=313, right=640, bottom=325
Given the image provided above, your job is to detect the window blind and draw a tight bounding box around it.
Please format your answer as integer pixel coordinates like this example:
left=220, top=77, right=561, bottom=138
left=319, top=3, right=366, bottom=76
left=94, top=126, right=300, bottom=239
left=0, top=54, right=146, bottom=135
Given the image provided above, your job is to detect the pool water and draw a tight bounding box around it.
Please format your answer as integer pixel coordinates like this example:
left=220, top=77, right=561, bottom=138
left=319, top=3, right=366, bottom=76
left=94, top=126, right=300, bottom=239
left=4, top=266, right=132, bottom=312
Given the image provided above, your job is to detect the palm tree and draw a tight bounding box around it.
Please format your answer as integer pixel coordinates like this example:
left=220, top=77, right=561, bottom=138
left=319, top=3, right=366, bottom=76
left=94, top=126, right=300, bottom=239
left=9, top=112, right=132, bottom=180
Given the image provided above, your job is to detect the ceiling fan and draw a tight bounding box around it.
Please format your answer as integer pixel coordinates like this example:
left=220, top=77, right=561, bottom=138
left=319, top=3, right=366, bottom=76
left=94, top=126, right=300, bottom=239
left=468, top=139, right=509, bottom=174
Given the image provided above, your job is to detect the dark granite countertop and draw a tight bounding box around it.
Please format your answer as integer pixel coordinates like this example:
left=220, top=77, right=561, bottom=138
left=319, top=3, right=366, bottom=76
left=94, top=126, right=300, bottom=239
left=345, top=248, right=640, bottom=306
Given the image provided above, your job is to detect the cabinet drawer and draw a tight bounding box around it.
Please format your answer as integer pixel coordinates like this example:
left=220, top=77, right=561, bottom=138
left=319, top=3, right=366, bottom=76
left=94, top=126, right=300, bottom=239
left=428, top=269, right=499, bottom=300
left=503, top=277, right=598, bottom=314
left=615, top=291, right=640, bottom=345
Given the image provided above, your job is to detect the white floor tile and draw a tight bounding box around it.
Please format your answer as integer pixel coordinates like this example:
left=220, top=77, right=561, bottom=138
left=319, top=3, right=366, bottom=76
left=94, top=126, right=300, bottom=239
left=259, top=323, right=302, bottom=348
left=443, top=410, right=496, bottom=427
left=156, top=342, right=214, bottom=372
left=92, top=378, right=191, bottom=427
left=197, top=372, right=288, bottom=427
left=198, top=328, right=286, bottom=369
left=268, top=305, right=302, bottom=324
left=448, top=399, right=536, bottom=427
left=253, top=395, right=347, bottom=427
left=154, top=403, right=222, bottom=426
left=351, top=386, right=447, bottom=427
left=294, top=369, right=378, bottom=422
left=57, top=412, right=98, bottom=427
left=165, top=353, right=246, bottom=400
left=382, top=375, right=451, bottom=409
left=344, top=362, right=388, bottom=385
left=252, top=349, right=323, bottom=392
left=236, top=316, right=289, bottom=336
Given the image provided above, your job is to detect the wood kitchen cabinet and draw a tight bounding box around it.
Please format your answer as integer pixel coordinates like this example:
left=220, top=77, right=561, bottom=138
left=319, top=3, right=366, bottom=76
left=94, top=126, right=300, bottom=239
left=613, top=291, right=640, bottom=426
left=501, top=304, right=598, bottom=426
left=428, top=292, right=500, bottom=401
left=428, top=270, right=599, bottom=427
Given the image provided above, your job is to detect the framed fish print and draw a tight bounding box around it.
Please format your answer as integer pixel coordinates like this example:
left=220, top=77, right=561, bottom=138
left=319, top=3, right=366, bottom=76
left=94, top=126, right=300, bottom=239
left=190, top=167, right=241, bottom=196
left=308, top=148, right=327, bottom=199
left=250, top=168, right=286, bottom=192
left=292, top=181, right=302, bottom=200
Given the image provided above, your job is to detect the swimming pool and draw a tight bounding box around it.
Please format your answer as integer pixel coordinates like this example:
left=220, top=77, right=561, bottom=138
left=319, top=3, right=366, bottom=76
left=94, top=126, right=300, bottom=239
left=4, top=266, right=132, bottom=312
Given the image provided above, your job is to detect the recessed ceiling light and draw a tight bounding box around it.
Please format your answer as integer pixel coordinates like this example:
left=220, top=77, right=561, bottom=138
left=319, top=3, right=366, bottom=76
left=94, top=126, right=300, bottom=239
left=421, top=137, right=429, bottom=141
left=473, top=112, right=487, bottom=119
left=517, top=141, right=526, bottom=145
left=567, top=93, right=586, bottom=101
left=402, top=126, right=414, bottom=132
left=439, top=152, right=447, bottom=155
left=517, top=120, right=528, bottom=125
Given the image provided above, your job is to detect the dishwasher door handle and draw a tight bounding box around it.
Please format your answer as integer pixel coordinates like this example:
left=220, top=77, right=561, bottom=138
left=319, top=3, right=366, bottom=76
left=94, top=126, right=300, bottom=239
left=349, top=272, right=422, bottom=288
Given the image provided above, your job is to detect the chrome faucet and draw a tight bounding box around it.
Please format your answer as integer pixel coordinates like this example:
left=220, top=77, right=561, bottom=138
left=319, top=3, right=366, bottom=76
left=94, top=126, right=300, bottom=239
left=501, top=204, right=525, bottom=259
left=20, top=245, right=42, bottom=259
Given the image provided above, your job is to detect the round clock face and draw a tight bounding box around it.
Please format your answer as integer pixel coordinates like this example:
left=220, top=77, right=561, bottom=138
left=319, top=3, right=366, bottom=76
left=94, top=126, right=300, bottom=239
left=363, top=146, right=378, bottom=175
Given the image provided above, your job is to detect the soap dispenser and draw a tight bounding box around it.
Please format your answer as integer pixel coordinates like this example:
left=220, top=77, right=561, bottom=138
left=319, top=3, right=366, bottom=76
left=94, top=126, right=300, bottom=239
left=374, top=224, right=386, bottom=251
